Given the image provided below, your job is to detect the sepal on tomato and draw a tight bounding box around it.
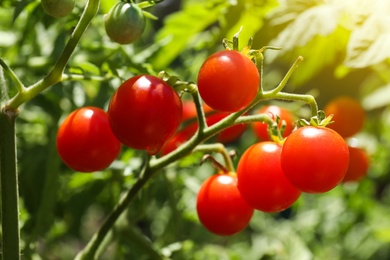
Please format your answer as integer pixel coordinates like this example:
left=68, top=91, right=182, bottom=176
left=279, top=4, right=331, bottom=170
left=296, top=110, right=334, bottom=128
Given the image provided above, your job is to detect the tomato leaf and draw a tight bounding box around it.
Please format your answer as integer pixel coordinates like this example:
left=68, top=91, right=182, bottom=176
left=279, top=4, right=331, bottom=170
left=362, top=83, right=390, bottom=110
left=268, top=4, right=340, bottom=59
left=150, top=2, right=229, bottom=70
left=344, top=15, right=390, bottom=68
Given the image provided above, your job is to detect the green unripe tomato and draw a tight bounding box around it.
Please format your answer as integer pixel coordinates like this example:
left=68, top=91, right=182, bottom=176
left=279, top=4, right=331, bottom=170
left=104, top=2, right=146, bottom=44
left=41, top=0, right=75, bottom=18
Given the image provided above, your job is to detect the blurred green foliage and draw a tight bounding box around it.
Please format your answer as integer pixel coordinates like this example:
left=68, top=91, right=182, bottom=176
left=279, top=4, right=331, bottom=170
left=1, top=0, right=390, bottom=259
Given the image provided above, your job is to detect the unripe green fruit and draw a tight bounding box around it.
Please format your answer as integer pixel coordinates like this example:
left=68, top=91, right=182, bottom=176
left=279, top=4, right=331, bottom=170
left=104, top=2, right=146, bottom=45
left=41, top=0, right=75, bottom=18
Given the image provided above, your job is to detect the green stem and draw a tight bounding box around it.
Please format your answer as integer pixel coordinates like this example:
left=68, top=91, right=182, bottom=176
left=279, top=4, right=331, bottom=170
left=268, top=91, right=319, bottom=117
left=5, top=0, right=100, bottom=110
left=268, top=56, right=304, bottom=95
left=0, top=58, right=26, bottom=94
left=190, top=87, right=208, bottom=135
left=194, top=143, right=235, bottom=173
left=61, top=73, right=113, bottom=82
left=235, top=113, right=273, bottom=125
left=0, top=108, right=20, bottom=260
left=74, top=161, right=156, bottom=260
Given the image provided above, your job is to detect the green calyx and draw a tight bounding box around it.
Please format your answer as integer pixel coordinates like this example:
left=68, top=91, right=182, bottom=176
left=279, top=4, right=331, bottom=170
left=297, top=110, right=334, bottom=127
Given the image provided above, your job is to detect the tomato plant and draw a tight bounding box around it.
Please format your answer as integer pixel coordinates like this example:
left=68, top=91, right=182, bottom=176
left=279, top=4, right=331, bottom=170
left=281, top=126, right=349, bottom=193
left=324, top=96, right=365, bottom=138
left=104, top=2, right=146, bottom=44
left=252, top=105, right=295, bottom=141
left=107, top=75, right=182, bottom=155
left=196, top=172, right=254, bottom=236
left=41, top=0, right=75, bottom=18
left=342, top=146, right=369, bottom=183
left=197, top=50, right=260, bottom=112
left=56, top=107, right=122, bottom=172
left=236, top=141, right=301, bottom=213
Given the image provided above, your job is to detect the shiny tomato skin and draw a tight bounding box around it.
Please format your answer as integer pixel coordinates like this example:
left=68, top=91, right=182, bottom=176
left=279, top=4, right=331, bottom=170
left=281, top=126, right=349, bottom=193
left=56, top=107, right=122, bottom=172
left=342, top=146, right=369, bottom=183
left=107, top=75, right=182, bottom=155
left=252, top=105, right=295, bottom=141
left=196, top=173, right=254, bottom=236
left=237, top=142, right=301, bottom=213
left=324, top=96, right=365, bottom=138
left=197, top=50, right=260, bottom=112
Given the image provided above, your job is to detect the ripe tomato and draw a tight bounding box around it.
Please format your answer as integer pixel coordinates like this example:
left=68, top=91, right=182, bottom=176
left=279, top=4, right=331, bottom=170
left=104, top=2, right=145, bottom=44
left=41, top=0, right=74, bottom=18
left=237, top=142, right=301, bottom=213
left=196, top=173, right=254, bottom=236
left=197, top=50, right=260, bottom=112
left=107, top=75, right=182, bottom=155
left=324, top=96, right=365, bottom=138
left=281, top=126, right=349, bottom=193
left=56, top=107, right=121, bottom=172
left=342, top=146, right=369, bottom=183
left=252, top=105, right=295, bottom=141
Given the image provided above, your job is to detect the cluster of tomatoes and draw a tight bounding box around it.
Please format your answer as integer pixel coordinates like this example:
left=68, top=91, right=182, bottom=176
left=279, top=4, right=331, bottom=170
left=196, top=97, right=369, bottom=236
left=56, top=41, right=369, bottom=236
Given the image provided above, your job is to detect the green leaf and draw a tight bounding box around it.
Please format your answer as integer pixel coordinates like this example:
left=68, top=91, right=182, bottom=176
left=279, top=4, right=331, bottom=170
left=362, top=83, right=390, bottom=110
left=268, top=4, right=340, bottom=56
left=224, top=0, right=278, bottom=50
left=150, top=2, right=229, bottom=70
left=344, top=15, right=390, bottom=68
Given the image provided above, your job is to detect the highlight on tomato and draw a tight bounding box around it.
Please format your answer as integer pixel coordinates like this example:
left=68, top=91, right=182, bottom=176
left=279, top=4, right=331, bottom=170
left=342, top=146, right=369, bottom=183
left=237, top=141, right=301, bottom=213
left=56, top=107, right=122, bottom=172
left=107, top=75, right=182, bottom=155
left=324, top=96, right=365, bottom=138
left=196, top=172, right=254, bottom=236
left=281, top=126, right=350, bottom=193
left=197, top=50, right=260, bottom=112
left=252, top=105, right=295, bottom=141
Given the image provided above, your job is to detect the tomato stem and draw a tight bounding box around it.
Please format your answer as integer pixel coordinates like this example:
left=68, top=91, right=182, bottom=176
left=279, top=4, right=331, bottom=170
left=61, top=73, right=113, bottom=82
left=4, top=0, right=100, bottom=110
left=268, top=56, right=304, bottom=95
left=0, top=58, right=26, bottom=95
left=195, top=144, right=235, bottom=173
left=0, top=108, right=21, bottom=260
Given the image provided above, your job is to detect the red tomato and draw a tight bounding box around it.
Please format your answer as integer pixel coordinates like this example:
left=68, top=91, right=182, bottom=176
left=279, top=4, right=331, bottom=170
left=342, top=146, right=369, bottom=183
left=281, top=126, right=349, bottom=193
left=237, top=142, right=301, bottom=213
left=196, top=173, right=254, bottom=236
left=107, top=75, right=182, bottom=155
left=324, top=96, right=365, bottom=138
left=56, top=107, right=122, bottom=172
left=197, top=50, right=260, bottom=112
left=252, top=105, right=294, bottom=141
